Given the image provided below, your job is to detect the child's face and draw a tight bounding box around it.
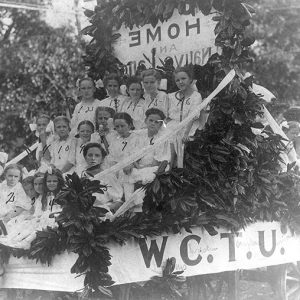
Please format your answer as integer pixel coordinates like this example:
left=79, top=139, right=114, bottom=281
left=33, top=177, right=44, bottom=194
left=128, top=83, right=142, bottom=101
left=6, top=169, right=21, bottom=187
left=287, top=128, right=300, bottom=141
left=175, top=71, right=192, bottom=92
left=85, top=147, right=103, bottom=167
left=36, top=117, right=49, bottom=134
left=23, top=182, right=36, bottom=198
left=97, top=111, right=112, bottom=128
left=79, top=80, right=95, bottom=100
left=78, top=124, right=93, bottom=142
left=143, top=75, right=159, bottom=94
left=106, top=80, right=119, bottom=98
left=145, top=114, right=163, bottom=134
left=55, top=120, right=70, bottom=139
left=114, top=119, right=131, bottom=137
left=46, top=174, right=59, bottom=192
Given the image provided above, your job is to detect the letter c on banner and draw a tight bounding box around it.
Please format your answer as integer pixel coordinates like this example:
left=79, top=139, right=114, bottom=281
left=180, top=235, right=202, bottom=266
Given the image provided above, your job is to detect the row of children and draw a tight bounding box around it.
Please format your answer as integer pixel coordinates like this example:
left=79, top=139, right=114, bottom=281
left=0, top=66, right=206, bottom=246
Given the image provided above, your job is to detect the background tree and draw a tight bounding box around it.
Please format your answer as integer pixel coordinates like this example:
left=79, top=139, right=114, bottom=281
left=0, top=7, right=85, bottom=161
left=248, top=0, right=300, bottom=105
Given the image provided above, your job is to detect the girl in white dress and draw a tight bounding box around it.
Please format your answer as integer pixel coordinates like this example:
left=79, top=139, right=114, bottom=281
left=124, top=108, right=171, bottom=185
left=82, top=143, right=123, bottom=214
left=46, top=116, right=72, bottom=171
left=104, top=113, right=141, bottom=200
left=100, top=73, right=126, bottom=112
left=141, top=69, right=169, bottom=116
left=31, top=172, right=45, bottom=217
left=41, top=168, right=64, bottom=215
left=120, top=77, right=146, bottom=130
left=70, top=77, right=102, bottom=133
left=62, top=120, right=94, bottom=176
left=0, top=164, right=31, bottom=227
left=91, top=106, right=116, bottom=154
left=167, top=66, right=207, bottom=167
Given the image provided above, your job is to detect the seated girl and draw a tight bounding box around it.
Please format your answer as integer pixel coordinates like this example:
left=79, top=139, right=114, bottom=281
left=62, top=120, right=94, bottom=176
left=122, top=108, right=171, bottom=185
left=91, top=106, right=116, bottom=154
left=31, top=172, right=45, bottom=217
left=41, top=168, right=64, bottom=216
left=103, top=113, right=141, bottom=200
left=0, top=164, right=31, bottom=229
left=82, top=143, right=123, bottom=213
left=22, top=175, right=37, bottom=210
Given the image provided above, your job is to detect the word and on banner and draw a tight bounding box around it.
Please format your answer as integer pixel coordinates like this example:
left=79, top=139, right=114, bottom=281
left=113, top=9, right=219, bottom=75
left=2, top=222, right=300, bottom=291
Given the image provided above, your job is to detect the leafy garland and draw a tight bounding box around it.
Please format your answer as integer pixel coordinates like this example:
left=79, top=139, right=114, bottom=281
left=1, top=0, right=300, bottom=299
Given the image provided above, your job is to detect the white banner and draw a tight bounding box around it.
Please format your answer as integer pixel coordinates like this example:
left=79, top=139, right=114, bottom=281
left=113, top=9, right=218, bottom=75
left=1, top=222, right=300, bottom=291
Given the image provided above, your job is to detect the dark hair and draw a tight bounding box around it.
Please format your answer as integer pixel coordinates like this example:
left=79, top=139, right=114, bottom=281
left=78, top=77, right=95, bottom=88
left=41, top=168, right=64, bottom=211
left=126, top=76, right=142, bottom=90
left=77, top=120, right=95, bottom=132
left=141, top=69, right=162, bottom=81
left=113, top=112, right=134, bottom=130
left=103, top=73, right=122, bottom=87
left=22, top=176, right=34, bottom=186
left=174, top=65, right=194, bottom=80
left=145, top=108, right=166, bottom=120
left=95, top=106, right=115, bottom=131
left=83, top=142, right=107, bottom=159
left=3, top=164, right=23, bottom=182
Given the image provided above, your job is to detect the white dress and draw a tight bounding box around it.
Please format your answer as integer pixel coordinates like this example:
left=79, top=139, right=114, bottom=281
left=84, top=171, right=123, bottom=213
left=144, top=91, right=169, bottom=116
left=70, top=99, right=102, bottom=131
left=0, top=181, right=31, bottom=220
left=120, top=97, right=147, bottom=130
left=48, top=136, right=72, bottom=171
left=103, top=131, right=141, bottom=200
left=124, top=128, right=170, bottom=184
left=167, top=90, right=203, bottom=135
left=67, top=137, right=89, bottom=175
left=100, top=94, right=127, bottom=112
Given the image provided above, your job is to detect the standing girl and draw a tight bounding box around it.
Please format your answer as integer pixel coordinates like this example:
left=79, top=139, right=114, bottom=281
left=70, top=77, right=102, bottom=132
left=120, top=77, right=146, bottom=130
left=62, top=120, right=94, bottom=175
left=34, top=114, right=54, bottom=167
left=101, top=73, right=126, bottom=112
left=142, top=69, right=169, bottom=116
left=167, top=66, right=207, bottom=167
left=46, top=116, right=72, bottom=171
left=0, top=164, right=31, bottom=225
left=91, top=106, right=116, bottom=154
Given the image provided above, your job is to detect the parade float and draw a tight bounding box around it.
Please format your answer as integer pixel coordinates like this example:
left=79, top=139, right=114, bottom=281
left=1, top=0, right=300, bottom=299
